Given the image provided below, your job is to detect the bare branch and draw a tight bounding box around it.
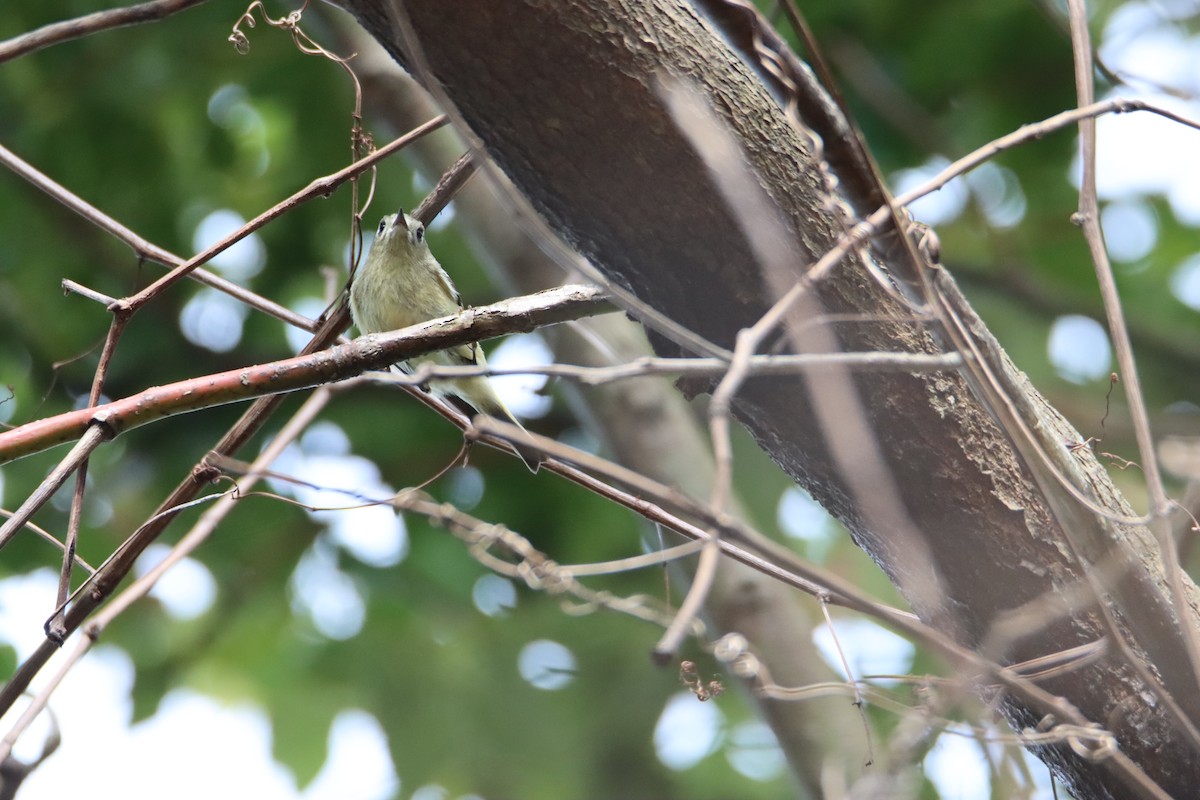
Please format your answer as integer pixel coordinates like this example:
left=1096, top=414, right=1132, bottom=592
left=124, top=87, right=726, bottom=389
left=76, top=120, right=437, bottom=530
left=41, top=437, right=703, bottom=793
left=0, top=285, right=608, bottom=468
left=0, top=141, right=312, bottom=332
left=363, top=350, right=960, bottom=386
left=0, top=427, right=110, bottom=554
left=0, top=0, right=208, bottom=64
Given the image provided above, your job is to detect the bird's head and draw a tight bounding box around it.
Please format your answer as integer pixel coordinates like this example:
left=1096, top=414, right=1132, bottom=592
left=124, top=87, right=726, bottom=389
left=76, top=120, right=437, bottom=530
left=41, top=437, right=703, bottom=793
left=373, top=210, right=427, bottom=254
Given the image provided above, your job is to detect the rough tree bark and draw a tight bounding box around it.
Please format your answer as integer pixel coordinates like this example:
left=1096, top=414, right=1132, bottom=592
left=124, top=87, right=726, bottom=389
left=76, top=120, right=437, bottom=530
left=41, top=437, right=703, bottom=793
left=335, top=1, right=1200, bottom=797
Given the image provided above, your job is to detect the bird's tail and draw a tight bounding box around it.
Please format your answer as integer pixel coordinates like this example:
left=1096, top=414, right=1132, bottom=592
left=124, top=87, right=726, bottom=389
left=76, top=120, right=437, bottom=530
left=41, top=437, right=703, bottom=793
left=489, top=404, right=545, bottom=474
left=451, top=376, right=544, bottom=473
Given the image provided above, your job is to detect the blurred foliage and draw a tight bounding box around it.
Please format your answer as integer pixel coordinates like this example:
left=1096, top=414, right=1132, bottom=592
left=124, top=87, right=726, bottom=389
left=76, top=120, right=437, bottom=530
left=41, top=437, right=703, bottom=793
left=1, top=0, right=1198, bottom=798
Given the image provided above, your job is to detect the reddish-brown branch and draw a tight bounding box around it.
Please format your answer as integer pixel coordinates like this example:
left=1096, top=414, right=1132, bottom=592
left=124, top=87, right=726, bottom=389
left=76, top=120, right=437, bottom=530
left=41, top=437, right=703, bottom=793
left=0, top=285, right=606, bottom=468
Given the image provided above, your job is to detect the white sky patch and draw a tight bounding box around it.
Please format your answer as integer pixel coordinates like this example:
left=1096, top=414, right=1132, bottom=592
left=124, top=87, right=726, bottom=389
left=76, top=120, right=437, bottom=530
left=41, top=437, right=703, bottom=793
left=206, top=84, right=270, bottom=176
left=293, top=453, right=407, bottom=569
left=302, top=710, right=399, bottom=800
left=0, top=569, right=62, bottom=660
left=192, top=208, right=266, bottom=284
left=267, top=423, right=408, bottom=570
left=289, top=454, right=381, bottom=510
left=967, top=162, right=1027, bottom=228
left=11, top=648, right=300, bottom=800
left=1091, top=2, right=1200, bottom=225
left=1170, top=253, right=1200, bottom=310
left=4, top=639, right=405, bottom=800
left=123, top=692, right=297, bottom=800
left=409, top=787, right=449, bottom=800
left=1071, top=87, right=1200, bottom=225
left=180, top=287, right=249, bottom=353
left=286, top=297, right=329, bottom=353
left=725, top=720, right=786, bottom=782
left=472, top=574, right=517, bottom=617
left=0, top=542, right=400, bottom=800
left=9, top=642, right=398, bottom=800
left=654, top=692, right=723, bottom=770
left=487, top=333, right=554, bottom=419
left=289, top=538, right=366, bottom=640
left=923, top=725, right=1059, bottom=800
left=445, top=466, right=485, bottom=511
left=893, top=155, right=969, bottom=227
left=895, top=157, right=1028, bottom=229
left=1099, top=3, right=1194, bottom=86
left=517, top=639, right=576, bottom=690
left=1047, top=315, right=1112, bottom=383
left=134, top=543, right=218, bottom=620
left=429, top=202, right=456, bottom=230
left=776, top=486, right=836, bottom=561
left=813, top=617, right=915, bottom=682
left=1101, top=199, right=1159, bottom=263
left=302, top=421, right=352, bottom=456
left=328, top=504, right=407, bottom=569
left=923, top=727, right=994, bottom=800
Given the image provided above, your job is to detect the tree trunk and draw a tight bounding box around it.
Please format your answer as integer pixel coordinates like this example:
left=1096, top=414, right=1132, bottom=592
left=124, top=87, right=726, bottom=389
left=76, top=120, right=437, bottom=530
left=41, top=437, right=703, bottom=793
left=335, top=1, right=1200, bottom=796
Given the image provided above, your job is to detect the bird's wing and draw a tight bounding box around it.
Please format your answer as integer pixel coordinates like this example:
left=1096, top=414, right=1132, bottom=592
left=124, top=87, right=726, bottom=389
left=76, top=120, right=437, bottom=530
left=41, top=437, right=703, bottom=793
left=425, top=258, right=479, bottom=364
left=431, top=260, right=463, bottom=309
left=442, top=341, right=481, bottom=366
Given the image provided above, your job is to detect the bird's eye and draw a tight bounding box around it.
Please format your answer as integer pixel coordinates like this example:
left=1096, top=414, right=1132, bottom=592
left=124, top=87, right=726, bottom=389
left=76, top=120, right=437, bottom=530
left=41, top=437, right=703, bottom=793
left=414, top=225, right=425, bottom=242
left=377, top=218, right=387, bottom=235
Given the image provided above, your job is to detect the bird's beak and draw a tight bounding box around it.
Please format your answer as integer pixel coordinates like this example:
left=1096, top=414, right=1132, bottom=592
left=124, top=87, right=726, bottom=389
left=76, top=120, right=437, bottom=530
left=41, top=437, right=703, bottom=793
left=396, top=210, right=408, bottom=230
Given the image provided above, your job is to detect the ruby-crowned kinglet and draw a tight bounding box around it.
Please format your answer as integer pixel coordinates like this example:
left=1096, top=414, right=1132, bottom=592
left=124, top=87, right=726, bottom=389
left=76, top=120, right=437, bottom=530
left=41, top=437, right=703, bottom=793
left=350, top=210, right=543, bottom=472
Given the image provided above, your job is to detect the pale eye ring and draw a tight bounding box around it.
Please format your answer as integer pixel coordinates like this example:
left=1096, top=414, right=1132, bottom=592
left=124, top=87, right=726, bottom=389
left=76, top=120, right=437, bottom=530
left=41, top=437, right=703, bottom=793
left=414, top=225, right=425, bottom=242
left=377, top=218, right=387, bottom=235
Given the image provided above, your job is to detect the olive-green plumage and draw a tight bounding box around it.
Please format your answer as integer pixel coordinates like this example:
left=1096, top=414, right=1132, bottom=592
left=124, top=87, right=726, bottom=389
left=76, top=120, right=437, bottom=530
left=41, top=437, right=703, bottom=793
left=350, top=211, right=541, bottom=472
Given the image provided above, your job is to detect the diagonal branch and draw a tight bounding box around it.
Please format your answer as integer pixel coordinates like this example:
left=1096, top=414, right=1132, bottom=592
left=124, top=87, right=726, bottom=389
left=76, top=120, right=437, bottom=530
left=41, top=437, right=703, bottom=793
left=0, top=0, right=209, bottom=64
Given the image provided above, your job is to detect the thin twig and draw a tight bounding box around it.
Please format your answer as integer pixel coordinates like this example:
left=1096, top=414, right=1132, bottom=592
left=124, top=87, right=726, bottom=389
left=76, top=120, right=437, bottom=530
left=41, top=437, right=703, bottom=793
left=94, top=391, right=332, bottom=627
left=0, top=511, right=95, bottom=572
left=0, top=121, right=448, bottom=330
left=394, top=492, right=684, bottom=630
left=0, top=634, right=76, bottom=765
left=61, top=280, right=118, bottom=307
left=0, top=426, right=110, bottom=552
left=817, top=597, right=875, bottom=767
left=49, top=465, right=88, bottom=641
left=364, top=349, right=960, bottom=386
left=1065, top=0, right=1200, bottom=726
left=0, top=0, right=208, bottom=64
left=2, top=141, right=314, bottom=332
left=463, top=412, right=1166, bottom=798
left=116, top=116, right=449, bottom=314
left=53, top=272, right=141, bottom=634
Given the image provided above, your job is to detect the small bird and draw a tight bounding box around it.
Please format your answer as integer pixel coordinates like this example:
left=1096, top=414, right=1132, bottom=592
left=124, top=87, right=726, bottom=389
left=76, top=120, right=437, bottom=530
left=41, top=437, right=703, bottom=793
left=350, top=210, right=543, bottom=472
